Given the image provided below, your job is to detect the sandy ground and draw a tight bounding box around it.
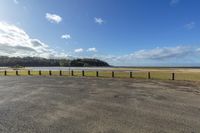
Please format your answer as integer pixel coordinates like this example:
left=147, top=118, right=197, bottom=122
left=135, top=68, right=200, bottom=72
left=2, top=67, right=200, bottom=73
left=0, top=76, right=199, bottom=133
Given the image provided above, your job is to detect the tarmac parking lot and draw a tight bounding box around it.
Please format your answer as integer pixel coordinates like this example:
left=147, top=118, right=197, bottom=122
left=0, top=76, right=199, bottom=133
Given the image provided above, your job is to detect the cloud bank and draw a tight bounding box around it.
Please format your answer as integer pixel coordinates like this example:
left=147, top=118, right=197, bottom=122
left=93, top=46, right=200, bottom=66
left=0, top=21, right=67, bottom=58
left=130, top=46, right=191, bottom=60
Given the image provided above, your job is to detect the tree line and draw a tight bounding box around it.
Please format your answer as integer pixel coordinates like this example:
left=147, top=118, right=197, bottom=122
left=0, top=56, right=109, bottom=67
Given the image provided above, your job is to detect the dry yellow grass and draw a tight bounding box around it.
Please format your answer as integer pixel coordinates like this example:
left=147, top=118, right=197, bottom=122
left=1, top=69, right=200, bottom=81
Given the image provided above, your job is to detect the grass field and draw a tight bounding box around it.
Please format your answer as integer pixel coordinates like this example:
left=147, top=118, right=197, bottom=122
left=1, top=68, right=200, bottom=81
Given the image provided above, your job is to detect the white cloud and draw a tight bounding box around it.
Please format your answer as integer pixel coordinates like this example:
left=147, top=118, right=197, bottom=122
left=1, top=20, right=199, bottom=66
left=92, top=46, right=195, bottom=66
left=74, top=48, right=83, bottom=53
left=196, top=48, right=200, bottom=52
left=61, top=34, right=71, bottom=40
left=184, top=22, right=195, bottom=30
left=0, top=21, right=67, bottom=58
left=170, top=0, right=180, bottom=6
left=13, top=0, right=19, bottom=4
left=87, top=47, right=97, bottom=52
left=130, top=46, right=191, bottom=60
left=94, top=17, right=104, bottom=25
left=46, top=13, right=62, bottom=24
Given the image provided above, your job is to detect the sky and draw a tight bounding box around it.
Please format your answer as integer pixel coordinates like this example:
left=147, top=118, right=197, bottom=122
left=0, top=0, right=200, bottom=66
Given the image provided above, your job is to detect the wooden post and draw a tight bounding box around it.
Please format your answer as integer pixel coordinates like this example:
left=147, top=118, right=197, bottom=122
left=28, top=70, right=30, bottom=75
left=96, top=71, right=99, bottom=77
left=130, top=72, right=133, bottom=78
left=16, top=70, right=18, bottom=76
left=39, top=70, right=41, bottom=76
left=49, top=70, right=52, bottom=76
left=71, top=70, right=74, bottom=76
left=82, top=70, right=84, bottom=76
left=4, top=70, right=7, bottom=76
left=112, top=71, right=114, bottom=78
left=59, top=70, right=62, bottom=76
left=148, top=72, right=151, bottom=79
left=172, top=73, right=175, bottom=80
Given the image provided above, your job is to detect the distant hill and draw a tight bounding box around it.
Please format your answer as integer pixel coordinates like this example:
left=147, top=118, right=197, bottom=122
left=0, top=56, right=109, bottom=67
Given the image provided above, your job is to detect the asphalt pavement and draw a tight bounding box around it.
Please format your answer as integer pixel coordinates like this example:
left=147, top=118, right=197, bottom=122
left=0, top=76, right=199, bottom=133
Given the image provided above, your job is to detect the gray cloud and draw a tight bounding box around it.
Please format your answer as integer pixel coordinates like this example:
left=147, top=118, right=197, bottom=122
left=0, top=21, right=67, bottom=58
left=130, top=46, right=191, bottom=60
left=92, top=46, right=196, bottom=66
left=1, top=22, right=199, bottom=66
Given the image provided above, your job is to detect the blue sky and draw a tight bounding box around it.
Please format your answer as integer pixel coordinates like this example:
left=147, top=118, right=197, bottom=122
left=0, top=0, right=200, bottom=66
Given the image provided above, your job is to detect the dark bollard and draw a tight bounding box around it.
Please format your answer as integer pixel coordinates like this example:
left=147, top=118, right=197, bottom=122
left=96, top=71, right=99, bottom=77
left=148, top=72, right=151, bottom=79
left=16, top=70, right=18, bottom=76
left=71, top=70, right=74, bottom=76
left=112, top=71, right=114, bottom=78
left=4, top=70, right=7, bottom=76
left=82, top=70, right=85, bottom=76
left=49, top=70, right=52, bottom=76
left=60, top=70, right=62, bottom=76
left=39, top=70, right=41, bottom=76
left=130, top=72, right=133, bottom=78
left=28, top=70, right=31, bottom=75
left=172, top=73, right=175, bottom=80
